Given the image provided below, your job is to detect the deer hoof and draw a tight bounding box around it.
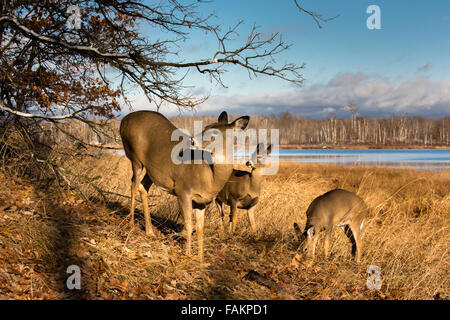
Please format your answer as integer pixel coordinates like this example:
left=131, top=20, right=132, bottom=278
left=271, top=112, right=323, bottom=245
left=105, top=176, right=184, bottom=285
left=146, top=229, right=158, bottom=238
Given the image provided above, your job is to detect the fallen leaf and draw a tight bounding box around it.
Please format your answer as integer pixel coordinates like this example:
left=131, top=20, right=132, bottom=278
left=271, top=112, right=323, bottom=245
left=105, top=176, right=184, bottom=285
left=154, top=279, right=165, bottom=296
left=165, top=292, right=179, bottom=300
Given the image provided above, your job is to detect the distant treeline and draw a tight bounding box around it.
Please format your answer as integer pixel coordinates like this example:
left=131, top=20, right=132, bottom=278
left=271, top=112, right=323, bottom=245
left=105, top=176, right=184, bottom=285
left=41, top=113, right=449, bottom=147
left=171, top=113, right=449, bottom=146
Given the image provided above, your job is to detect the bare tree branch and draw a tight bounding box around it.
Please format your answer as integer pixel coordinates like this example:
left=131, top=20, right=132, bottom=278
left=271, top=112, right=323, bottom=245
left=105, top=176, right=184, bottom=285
left=293, top=0, right=339, bottom=29
left=0, top=99, right=92, bottom=120
left=0, top=0, right=330, bottom=188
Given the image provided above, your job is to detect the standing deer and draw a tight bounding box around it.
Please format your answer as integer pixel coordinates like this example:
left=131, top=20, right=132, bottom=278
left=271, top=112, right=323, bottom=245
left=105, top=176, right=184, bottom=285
left=215, top=143, right=272, bottom=234
left=293, top=189, right=368, bottom=262
left=120, top=110, right=250, bottom=263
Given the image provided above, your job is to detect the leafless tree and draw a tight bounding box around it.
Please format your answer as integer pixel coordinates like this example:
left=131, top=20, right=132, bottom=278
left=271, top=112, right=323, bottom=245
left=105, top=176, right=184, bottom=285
left=170, top=114, right=449, bottom=147
left=0, top=0, right=333, bottom=195
left=346, top=101, right=359, bottom=120
left=0, top=0, right=331, bottom=123
left=293, top=0, right=339, bottom=28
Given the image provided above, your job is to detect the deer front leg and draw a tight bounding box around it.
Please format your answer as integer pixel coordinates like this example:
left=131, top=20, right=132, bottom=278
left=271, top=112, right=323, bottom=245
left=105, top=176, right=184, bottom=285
left=229, top=200, right=238, bottom=234
left=194, top=207, right=206, bottom=264
left=247, top=206, right=257, bottom=234
left=178, top=195, right=193, bottom=256
left=139, top=185, right=155, bottom=237
left=215, top=199, right=226, bottom=235
left=311, top=232, right=319, bottom=260
left=323, top=229, right=332, bottom=259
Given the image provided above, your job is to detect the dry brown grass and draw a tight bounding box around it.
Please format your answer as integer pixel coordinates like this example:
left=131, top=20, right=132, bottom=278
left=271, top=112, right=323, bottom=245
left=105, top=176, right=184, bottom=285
left=0, top=154, right=448, bottom=299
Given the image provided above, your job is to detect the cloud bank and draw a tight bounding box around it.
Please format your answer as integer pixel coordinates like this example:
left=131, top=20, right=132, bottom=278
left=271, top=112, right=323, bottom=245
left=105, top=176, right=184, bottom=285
left=126, top=72, right=450, bottom=118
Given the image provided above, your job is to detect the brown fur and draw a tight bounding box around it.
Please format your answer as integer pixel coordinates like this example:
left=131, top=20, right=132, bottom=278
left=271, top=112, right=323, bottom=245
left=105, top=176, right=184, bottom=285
left=294, top=189, right=368, bottom=262
left=215, top=143, right=272, bottom=234
left=120, top=110, right=249, bottom=263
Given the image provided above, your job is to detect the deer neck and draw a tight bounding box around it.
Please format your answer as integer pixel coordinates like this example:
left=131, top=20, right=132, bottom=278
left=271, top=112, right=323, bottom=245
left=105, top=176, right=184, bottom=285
left=210, top=162, right=233, bottom=190
left=244, top=167, right=262, bottom=195
left=251, top=167, right=264, bottom=184
left=205, top=139, right=235, bottom=188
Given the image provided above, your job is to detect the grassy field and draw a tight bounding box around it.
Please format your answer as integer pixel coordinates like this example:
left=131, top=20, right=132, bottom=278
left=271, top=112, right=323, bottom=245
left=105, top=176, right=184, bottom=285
left=0, top=154, right=448, bottom=299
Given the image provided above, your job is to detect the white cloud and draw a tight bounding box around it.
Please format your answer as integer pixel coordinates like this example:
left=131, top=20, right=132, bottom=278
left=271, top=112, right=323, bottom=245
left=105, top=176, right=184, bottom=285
left=197, top=74, right=450, bottom=117
left=327, top=72, right=374, bottom=87
left=322, top=107, right=336, bottom=114
left=124, top=72, right=450, bottom=118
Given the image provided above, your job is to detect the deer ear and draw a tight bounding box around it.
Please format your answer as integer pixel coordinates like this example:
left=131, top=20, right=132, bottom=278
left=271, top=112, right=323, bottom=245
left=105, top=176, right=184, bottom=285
left=230, top=116, right=249, bottom=130
left=251, top=143, right=263, bottom=163
left=218, top=111, right=228, bottom=124
left=307, top=226, right=315, bottom=238
left=293, top=223, right=302, bottom=237
left=266, top=144, right=273, bottom=156
left=256, top=143, right=264, bottom=155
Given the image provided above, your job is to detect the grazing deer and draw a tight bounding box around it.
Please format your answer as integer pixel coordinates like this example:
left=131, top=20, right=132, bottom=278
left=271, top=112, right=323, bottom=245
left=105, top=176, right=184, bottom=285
left=215, top=143, right=272, bottom=234
left=293, top=189, right=368, bottom=262
left=120, top=110, right=250, bottom=263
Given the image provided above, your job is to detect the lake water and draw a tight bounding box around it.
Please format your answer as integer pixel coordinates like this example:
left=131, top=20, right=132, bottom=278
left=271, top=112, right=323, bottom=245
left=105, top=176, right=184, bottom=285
left=236, top=149, right=450, bottom=170
left=116, top=148, right=450, bottom=170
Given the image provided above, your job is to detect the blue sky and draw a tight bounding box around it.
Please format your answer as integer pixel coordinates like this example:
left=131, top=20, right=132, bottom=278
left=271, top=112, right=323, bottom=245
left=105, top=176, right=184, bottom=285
left=128, top=0, right=450, bottom=118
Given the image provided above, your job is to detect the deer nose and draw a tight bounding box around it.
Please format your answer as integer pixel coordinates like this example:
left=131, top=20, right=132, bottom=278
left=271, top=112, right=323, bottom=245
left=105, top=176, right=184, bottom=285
left=246, top=160, right=256, bottom=170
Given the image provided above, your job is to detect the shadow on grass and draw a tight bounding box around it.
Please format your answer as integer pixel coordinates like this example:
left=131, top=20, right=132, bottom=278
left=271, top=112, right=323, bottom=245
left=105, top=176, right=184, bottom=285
left=31, top=183, right=94, bottom=299
left=99, top=198, right=185, bottom=241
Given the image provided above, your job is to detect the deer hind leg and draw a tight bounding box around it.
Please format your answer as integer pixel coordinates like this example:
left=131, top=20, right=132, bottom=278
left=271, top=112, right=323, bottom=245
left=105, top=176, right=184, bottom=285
left=139, top=174, right=155, bottom=237
left=343, top=225, right=359, bottom=262
left=130, top=161, right=146, bottom=226
left=349, top=221, right=362, bottom=263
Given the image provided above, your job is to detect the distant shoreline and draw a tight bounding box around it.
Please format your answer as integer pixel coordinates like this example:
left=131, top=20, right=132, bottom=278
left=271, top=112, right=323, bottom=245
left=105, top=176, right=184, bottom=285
left=276, top=144, right=450, bottom=150
left=100, top=143, right=450, bottom=150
